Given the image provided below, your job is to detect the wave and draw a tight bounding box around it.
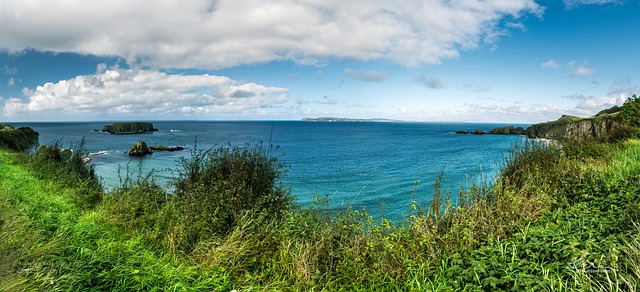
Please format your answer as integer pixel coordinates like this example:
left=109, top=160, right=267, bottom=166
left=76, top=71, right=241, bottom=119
left=89, top=150, right=110, bottom=156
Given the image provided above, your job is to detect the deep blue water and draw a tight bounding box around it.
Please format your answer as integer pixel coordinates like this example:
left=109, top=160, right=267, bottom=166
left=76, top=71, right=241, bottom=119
left=15, top=121, right=526, bottom=221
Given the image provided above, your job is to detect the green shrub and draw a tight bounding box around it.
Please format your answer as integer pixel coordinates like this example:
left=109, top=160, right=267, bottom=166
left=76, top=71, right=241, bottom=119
left=172, top=142, right=292, bottom=250
left=621, top=94, right=640, bottom=128
left=26, top=139, right=102, bottom=209
left=0, top=125, right=39, bottom=152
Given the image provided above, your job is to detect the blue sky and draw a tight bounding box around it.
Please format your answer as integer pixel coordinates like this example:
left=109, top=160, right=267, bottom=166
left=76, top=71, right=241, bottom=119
left=1, top=0, right=639, bottom=123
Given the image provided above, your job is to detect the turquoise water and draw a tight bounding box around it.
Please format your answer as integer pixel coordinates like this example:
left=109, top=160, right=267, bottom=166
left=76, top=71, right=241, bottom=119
left=17, top=121, right=526, bottom=221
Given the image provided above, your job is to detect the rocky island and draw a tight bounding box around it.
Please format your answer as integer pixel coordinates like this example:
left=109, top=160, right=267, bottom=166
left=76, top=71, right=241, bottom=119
left=129, top=140, right=152, bottom=156
left=457, top=105, right=623, bottom=141
left=102, top=122, right=158, bottom=135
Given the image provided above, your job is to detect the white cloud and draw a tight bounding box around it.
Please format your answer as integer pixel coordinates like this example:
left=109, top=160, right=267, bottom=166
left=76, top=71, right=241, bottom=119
left=344, top=69, right=389, bottom=82
left=464, top=102, right=565, bottom=122
left=415, top=75, right=447, bottom=89
left=572, top=96, right=624, bottom=115
left=0, top=0, right=542, bottom=69
left=3, top=65, right=17, bottom=74
left=3, top=68, right=288, bottom=119
left=566, top=61, right=596, bottom=77
left=607, top=78, right=640, bottom=97
left=7, top=78, right=15, bottom=86
left=563, top=0, right=622, bottom=9
left=540, top=59, right=559, bottom=69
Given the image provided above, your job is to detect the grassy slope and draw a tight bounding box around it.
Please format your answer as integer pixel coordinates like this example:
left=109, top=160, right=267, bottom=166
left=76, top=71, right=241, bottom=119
left=0, top=139, right=639, bottom=291
left=0, top=151, right=228, bottom=291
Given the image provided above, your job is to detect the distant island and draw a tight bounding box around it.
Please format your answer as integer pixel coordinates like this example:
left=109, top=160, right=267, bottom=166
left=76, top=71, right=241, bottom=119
left=302, top=117, right=400, bottom=122
left=101, top=122, right=158, bottom=135
left=457, top=105, right=623, bottom=141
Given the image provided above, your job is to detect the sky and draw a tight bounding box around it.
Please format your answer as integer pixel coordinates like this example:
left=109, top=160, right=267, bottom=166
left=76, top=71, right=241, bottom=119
left=0, top=0, right=639, bottom=123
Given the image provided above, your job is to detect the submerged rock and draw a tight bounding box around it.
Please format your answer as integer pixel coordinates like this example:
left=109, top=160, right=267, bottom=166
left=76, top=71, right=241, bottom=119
left=455, top=130, right=469, bottom=134
left=150, top=145, right=184, bottom=152
left=129, top=140, right=152, bottom=156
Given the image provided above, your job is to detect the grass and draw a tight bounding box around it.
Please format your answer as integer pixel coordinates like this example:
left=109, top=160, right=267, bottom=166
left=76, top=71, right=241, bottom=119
left=0, top=137, right=638, bottom=290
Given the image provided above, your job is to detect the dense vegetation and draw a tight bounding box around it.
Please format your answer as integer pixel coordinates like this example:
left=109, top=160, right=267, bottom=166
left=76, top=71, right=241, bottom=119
left=1, top=124, right=639, bottom=290
left=0, top=124, right=39, bottom=152
left=102, top=122, right=158, bottom=134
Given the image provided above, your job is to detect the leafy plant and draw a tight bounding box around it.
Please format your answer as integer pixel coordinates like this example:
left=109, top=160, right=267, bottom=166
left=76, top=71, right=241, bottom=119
left=172, top=142, right=292, bottom=250
left=621, top=94, right=640, bottom=126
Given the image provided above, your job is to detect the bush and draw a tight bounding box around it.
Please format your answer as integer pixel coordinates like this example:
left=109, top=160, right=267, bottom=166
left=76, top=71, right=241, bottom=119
left=172, top=142, right=292, bottom=249
left=621, top=94, right=640, bottom=128
left=27, top=139, right=103, bottom=208
left=0, top=125, right=39, bottom=152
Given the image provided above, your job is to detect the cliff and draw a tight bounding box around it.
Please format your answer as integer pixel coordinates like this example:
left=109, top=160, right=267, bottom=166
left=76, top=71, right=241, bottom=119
left=457, top=106, right=624, bottom=141
left=0, top=124, right=39, bottom=152
left=102, top=122, right=158, bottom=135
left=525, top=111, right=622, bottom=140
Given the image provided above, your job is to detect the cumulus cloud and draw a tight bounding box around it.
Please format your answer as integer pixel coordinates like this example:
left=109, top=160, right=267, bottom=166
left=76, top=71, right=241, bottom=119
left=0, top=0, right=542, bottom=69
left=3, top=68, right=288, bottom=119
left=344, top=69, right=389, bottom=82
left=415, top=74, right=447, bottom=89
left=540, top=59, right=559, bottom=69
left=572, top=96, right=625, bottom=115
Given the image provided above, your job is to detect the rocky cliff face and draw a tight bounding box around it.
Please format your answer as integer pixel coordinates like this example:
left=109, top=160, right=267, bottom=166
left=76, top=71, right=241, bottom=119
left=463, top=106, right=625, bottom=141
left=526, top=114, right=622, bottom=141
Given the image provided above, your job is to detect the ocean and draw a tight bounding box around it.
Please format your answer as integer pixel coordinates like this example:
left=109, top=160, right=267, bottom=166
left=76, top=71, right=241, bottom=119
left=15, top=121, right=526, bottom=221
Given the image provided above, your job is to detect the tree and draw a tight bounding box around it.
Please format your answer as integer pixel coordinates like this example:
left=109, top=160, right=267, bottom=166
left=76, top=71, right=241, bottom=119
left=621, top=94, right=640, bottom=128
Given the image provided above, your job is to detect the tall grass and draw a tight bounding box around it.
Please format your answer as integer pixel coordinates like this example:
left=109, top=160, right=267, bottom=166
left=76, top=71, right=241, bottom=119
left=1, top=137, right=638, bottom=290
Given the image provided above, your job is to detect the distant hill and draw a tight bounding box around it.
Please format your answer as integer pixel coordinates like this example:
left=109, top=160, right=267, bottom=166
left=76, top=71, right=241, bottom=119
left=302, top=117, right=401, bottom=122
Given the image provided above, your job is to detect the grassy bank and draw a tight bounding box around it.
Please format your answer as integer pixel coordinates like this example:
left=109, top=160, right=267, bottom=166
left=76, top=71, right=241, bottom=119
left=1, top=138, right=639, bottom=290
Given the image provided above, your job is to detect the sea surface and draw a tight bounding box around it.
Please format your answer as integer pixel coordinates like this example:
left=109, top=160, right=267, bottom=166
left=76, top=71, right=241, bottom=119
left=16, top=121, right=526, bottom=221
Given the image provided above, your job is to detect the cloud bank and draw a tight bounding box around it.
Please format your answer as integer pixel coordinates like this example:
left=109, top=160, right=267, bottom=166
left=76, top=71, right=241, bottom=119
left=0, top=0, right=542, bottom=69
left=4, top=67, right=288, bottom=119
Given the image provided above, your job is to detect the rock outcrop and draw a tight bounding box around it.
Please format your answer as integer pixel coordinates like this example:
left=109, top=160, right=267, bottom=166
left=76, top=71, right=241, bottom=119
left=487, top=126, right=527, bottom=135
left=455, top=106, right=623, bottom=141
left=526, top=113, right=622, bottom=140
left=129, top=140, right=152, bottom=156
left=149, top=145, right=184, bottom=152
left=102, top=122, right=158, bottom=135
left=0, top=124, right=39, bottom=152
